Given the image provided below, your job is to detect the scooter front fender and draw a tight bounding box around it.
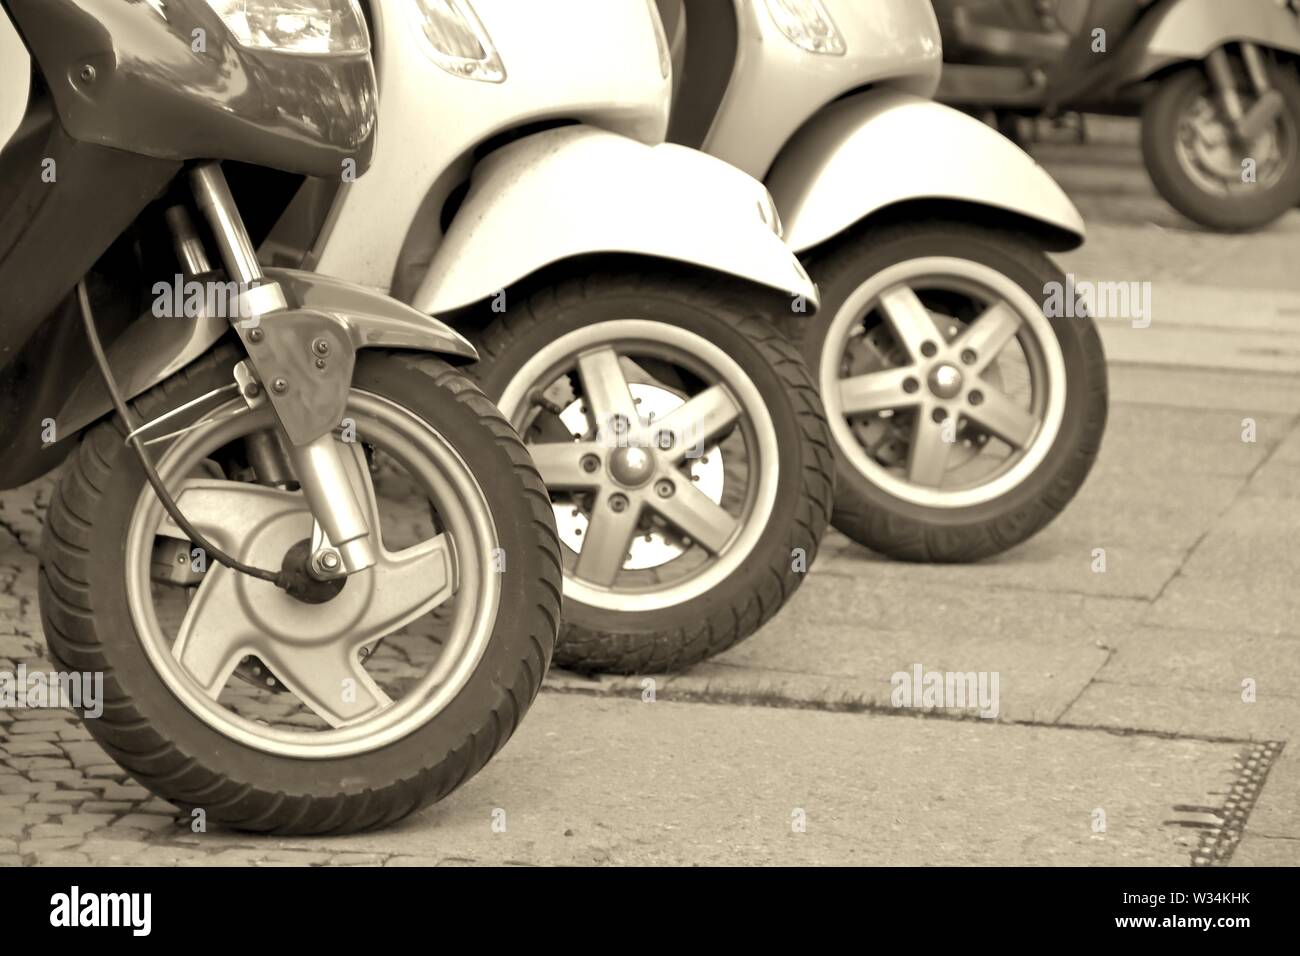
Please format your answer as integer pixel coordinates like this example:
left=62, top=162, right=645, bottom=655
left=766, top=91, right=1087, bottom=255
left=411, top=126, right=819, bottom=316
left=1127, top=0, right=1300, bottom=81
left=55, top=268, right=477, bottom=440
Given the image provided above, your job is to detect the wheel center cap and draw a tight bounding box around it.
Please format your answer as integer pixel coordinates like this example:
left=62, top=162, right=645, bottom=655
left=609, top=445, right=655, bottom=488
left=928, top=363, right=964, bottom=400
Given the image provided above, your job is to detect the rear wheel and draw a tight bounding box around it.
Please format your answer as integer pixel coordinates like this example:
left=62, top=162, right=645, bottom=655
left=39, top=345, right=561, bottom=834
left=472, top=274, right=833, bottom=674
left=785, top=221, right=1107, bottom=562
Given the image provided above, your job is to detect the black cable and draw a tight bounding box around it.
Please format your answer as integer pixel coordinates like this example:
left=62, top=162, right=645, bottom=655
left=77, top=281, right=285, bottom=585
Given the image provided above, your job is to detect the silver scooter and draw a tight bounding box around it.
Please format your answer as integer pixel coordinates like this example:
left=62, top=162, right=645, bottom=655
left=262, top=0, right=833, bottom=674
left=664, top=0, right=1108, bottom=562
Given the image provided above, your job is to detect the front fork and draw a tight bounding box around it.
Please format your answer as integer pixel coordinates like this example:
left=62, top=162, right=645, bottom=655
left=182, top=162, right=377, bottom=577
left=1204, top=43, right=1285, bottom=143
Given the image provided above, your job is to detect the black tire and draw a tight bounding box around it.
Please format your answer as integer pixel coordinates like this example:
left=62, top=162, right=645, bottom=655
left=1142, top=64, right=1300, bottom=232
left=39, top=344, right=561, bottom=834
left=472, top=273, right=834, bottom=674
left=783, top=221, right=1108, bottom=563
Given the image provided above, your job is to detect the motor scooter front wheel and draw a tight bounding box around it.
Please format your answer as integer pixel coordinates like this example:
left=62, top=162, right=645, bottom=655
left=38, top=345, right=561, bottom=834
left=1142, top=63, right=1300, bottom=232
left=472, top=274, right=834, bottom=674
left=785, top=222, right=1107, bottom=562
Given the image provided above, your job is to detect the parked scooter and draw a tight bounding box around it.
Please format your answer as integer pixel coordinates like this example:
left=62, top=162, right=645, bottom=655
left=0, top=0, right=561, bottom=833
left=264, top=0, right=834, bottom=673
left=664, top=0, right=1108, bottom=562
left=936, top=0, right=1300, bottom=231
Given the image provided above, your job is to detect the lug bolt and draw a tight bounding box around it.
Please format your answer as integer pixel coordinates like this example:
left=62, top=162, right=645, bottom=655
left=312, top=338, right=331, bottom=356
left=920, top=341, right=938, bottom=358
left=903, top=377, right=920, bottom=394
left=655, top=479, right=674, bottom=499
left=961, top=348, right=977, bottom=365
left=581, top=454, right=600, bottom=473
left=609, top=494, right=629, bottom=513
left=248, top=328, right=265, bottom=343
left=968, top=390, right=984, bottom=406
left=271, top=378, right=289, bottom=394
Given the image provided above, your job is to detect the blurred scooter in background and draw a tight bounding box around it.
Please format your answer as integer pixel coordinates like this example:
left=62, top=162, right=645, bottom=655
left=936, top=0, right=1300, bottom=231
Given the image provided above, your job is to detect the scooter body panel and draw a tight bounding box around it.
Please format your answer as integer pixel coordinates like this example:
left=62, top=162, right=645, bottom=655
left=1126, top=0, right=1300, bottom=81
left=311, top=0, right=672, bottom=295
left=3, top=0, right=377, bottom=178
left=52, top=268, right=479, bottom=447
left=409, top=126, right=818, bottom=316
left=0, top=9, right=28, bottom=154
left=700, top=0, right=943, bottom=180
left=766, top=90, right=1087, bottom=254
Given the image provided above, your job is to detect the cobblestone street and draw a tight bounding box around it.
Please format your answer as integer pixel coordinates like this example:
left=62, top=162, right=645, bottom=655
left=3, top=118, right=1300, bottom=866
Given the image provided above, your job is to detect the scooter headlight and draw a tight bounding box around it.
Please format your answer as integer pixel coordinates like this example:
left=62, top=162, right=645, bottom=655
left=763, top=0, right=846, bottom=56
left=408, top=0, right=506, bottom=83
left=204, top=0, right=370, bottom=54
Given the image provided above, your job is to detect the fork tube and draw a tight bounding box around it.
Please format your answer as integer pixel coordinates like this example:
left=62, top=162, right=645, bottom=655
left=188, top=161, right=377, bottom=575
left=1205, top=47, right=1245, bottom=122
left=1240, top=43, right=1271, bottom=95
left=189, top=162, right=264, bottom=285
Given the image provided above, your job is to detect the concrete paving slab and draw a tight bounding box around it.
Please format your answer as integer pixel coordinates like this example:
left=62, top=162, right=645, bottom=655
left=1228, top=834, right=1300, bottom=866
left=253, top=694, right=1240, bottom=866
left=1241, top=748, right=1300, bottom=841
left=1145, top=494, right=1300, bottom=637
left=1097, top=626, right=1300, bottom=696
left=1092, top=405, right=1287, bottom=480
left=1098, top=322, right=1300, bottom=375
left=1110, top=365, right=1300, bottom=415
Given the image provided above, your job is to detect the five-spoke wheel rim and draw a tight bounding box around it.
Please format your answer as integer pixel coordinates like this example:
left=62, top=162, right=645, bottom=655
left=495, top=319, right=780, bottom=613
left=124, top=391, right=501, bottom=759
left=820, top=257, right=1067, bottom=509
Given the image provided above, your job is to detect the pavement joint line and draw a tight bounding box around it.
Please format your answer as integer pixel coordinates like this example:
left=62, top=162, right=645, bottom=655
left=799, top=571, right=1167, bottom=606
left=1147, top=410, right=1300, bottom=606
left=1087, top=676, right=1300, bottom=702
left=0, top=517, right=34, bottom=556
left=1100, top=620, right=1300, bottom=641
left=1051, top=645, right=1116, bottom=725
left=539, top=683, right=1284, bottom=747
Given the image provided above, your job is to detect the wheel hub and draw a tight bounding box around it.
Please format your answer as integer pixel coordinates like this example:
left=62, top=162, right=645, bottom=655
left=608, top=444, right=655, bottom=488
left=927, top=363, right=964, bottom=399
left=553, top=382, right=724, bottom=571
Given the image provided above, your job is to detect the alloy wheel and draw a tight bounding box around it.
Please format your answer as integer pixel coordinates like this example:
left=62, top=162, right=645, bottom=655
left=819, top=257, right=1067, bottom=509
left=494, top=319, right=780, bottom=612
left=123, top=391, right=501, bottom=759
